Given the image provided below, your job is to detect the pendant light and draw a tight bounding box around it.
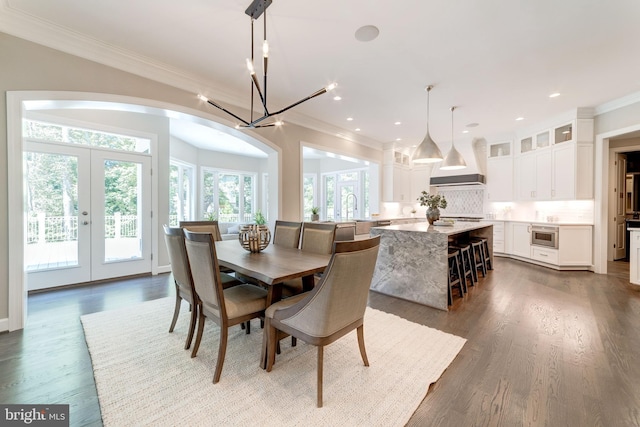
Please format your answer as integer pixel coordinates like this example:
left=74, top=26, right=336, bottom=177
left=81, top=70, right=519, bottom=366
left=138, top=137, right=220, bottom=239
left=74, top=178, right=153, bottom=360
left=411, top=85, right=443, bottom=164
left=440, top=106, right=467, bottom=170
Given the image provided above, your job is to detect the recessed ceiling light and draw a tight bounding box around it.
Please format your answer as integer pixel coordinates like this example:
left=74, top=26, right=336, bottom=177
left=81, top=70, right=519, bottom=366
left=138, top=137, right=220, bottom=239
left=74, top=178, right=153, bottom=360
left=355, top=25, right=380, bottom=42
left=333, top=96, right=342, bottom=101
left=465, top=122, right=479, bottom=128
left=462, top=130, right=469, bottom=134
left=355, top=128, right=361, bottom=132
left=394, top=121, right=402, bottom=125
left=347, top=117, right=353, bottom=121
left=516, top=117, right=525, bottom=121
left=549, top=93, right=560, bottom=98
left=395, top=138, right=402, bottom=141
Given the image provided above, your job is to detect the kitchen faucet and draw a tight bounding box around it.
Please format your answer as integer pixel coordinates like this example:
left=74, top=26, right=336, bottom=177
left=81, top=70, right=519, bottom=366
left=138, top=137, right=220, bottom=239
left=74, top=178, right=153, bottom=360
left=345, top=193, right=358, bottom=221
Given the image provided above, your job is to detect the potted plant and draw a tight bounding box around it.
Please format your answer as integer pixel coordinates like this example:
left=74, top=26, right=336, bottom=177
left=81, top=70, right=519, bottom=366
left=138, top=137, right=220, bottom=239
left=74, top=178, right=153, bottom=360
left=310, top=206, right=320, bottom=222
left=417, top=191, right=447, bottom=224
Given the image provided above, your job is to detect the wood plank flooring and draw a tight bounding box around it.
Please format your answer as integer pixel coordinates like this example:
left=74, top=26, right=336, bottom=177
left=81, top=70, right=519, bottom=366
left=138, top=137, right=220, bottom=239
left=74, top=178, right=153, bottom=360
left=1, top=258, right=639, bottom=426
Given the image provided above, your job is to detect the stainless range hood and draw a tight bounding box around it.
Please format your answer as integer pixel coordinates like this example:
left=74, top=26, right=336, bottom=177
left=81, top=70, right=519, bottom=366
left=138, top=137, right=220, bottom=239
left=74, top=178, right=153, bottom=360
left=430, top=173, right=485, bottom=186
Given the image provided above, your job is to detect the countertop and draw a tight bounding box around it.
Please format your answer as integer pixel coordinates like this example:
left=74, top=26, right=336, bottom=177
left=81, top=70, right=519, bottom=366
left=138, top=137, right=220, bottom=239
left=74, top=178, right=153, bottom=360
left=374, top=221, right=493, bottom=236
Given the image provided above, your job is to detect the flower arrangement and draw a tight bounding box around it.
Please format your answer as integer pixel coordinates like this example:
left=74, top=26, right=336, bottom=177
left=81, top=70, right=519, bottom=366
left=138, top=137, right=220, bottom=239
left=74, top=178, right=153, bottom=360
left=417, top=191, right=447, bottom=210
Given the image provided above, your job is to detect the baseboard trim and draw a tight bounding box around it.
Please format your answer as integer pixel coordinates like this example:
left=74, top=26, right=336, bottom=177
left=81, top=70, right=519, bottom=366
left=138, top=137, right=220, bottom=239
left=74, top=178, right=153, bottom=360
left=0, top=318, right=9, bottom=333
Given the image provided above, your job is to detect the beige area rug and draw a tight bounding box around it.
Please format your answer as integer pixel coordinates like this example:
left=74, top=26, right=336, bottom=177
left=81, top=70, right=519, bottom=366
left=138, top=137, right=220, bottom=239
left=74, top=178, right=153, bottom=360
left=81, top=298, right=465, bottom=426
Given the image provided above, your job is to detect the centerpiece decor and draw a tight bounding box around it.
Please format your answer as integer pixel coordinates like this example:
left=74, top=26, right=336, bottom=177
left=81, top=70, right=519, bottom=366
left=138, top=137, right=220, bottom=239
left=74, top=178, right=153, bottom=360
left=310, top=206, right=320, bottom=222
left=418, top=191, right=447, bottom=225
left=239, top=210, right=271, bottom=253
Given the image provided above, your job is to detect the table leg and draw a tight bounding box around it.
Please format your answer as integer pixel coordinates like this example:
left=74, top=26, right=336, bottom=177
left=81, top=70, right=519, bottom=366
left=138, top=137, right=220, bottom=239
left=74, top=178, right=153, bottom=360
left=302, top=274, right=315, bottom=292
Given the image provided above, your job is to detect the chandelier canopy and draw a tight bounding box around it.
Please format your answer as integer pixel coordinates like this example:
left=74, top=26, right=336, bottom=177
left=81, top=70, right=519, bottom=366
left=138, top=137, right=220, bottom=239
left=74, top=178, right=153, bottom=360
left=198, top=0, right=337, bottom=129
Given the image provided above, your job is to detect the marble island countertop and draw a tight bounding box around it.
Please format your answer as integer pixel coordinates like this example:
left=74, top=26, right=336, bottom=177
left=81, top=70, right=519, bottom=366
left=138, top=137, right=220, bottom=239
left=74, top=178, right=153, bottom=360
left=376, top=220, right=493, bottom=236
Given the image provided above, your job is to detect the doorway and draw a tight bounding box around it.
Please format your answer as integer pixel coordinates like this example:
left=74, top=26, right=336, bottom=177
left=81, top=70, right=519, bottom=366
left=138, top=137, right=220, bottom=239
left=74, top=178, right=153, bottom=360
left=25, top=142, right=152, bottom=290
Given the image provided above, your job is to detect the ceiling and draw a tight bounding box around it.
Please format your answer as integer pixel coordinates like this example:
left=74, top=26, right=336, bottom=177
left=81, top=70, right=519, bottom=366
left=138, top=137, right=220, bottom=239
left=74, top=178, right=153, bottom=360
left=3, top=0, right=640, bottom=153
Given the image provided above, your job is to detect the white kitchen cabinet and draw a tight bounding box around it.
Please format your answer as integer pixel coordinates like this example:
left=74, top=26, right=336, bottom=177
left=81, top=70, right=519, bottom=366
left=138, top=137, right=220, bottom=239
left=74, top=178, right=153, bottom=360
left=630, top=230, right=640, bottom=285
left=383, top=164, right=411, bottom=202
left=486, top=157, right=513, bottom=202
left=517, top=150, right=551, bottom=200
left=551, top=143, right=594, bottom=200
left=531, top=246, right=559, bottom=264
left=484, top=220, right=505, bottom=254
left=512, top=223, right=531, bottom=258
left=558, top=225, right=592, bottom=266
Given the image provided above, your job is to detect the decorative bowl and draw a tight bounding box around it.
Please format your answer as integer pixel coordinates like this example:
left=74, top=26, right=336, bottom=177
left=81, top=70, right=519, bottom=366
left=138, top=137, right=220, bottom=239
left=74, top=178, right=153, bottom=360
left=238, top=224, right=271, bottom=253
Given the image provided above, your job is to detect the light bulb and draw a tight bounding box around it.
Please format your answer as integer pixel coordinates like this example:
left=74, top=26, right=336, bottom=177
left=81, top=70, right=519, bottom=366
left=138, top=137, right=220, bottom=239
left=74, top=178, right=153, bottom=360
left=326, top=82, right=338, bottom=91
left=274, top=120, right=283, bottom=126
left=197, top=94, right=208, bottom=102
left=262, top=41, right=269, bottom=57
left=245, top=58, right=255, bottom=74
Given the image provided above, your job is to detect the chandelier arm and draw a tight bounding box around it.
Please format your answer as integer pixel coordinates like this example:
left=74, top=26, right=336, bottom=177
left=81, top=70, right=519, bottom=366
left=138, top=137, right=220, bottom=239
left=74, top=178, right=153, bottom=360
left=269, top=87, right=328, bottom=116
left=250, top=18, right=255, bottom=122
left=263, top=9, right=268, bottom=108
left=206, top=99, right=251, bottom=126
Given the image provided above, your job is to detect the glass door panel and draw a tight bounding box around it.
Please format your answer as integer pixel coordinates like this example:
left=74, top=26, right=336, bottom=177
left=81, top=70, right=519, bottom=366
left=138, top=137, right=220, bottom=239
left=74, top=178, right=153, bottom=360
left=25, top=143, right=91, bottom=289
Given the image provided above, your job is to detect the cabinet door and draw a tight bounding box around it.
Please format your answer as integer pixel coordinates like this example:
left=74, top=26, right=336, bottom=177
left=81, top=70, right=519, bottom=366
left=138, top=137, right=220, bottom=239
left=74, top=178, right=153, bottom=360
left=486, top=157, right=513, bottom=201
left=512, top=223, right=531, bottom=258
left=552, top=144, right=576, bottom=200
left=392, top=166, right=411, bottom=202
left=535, top=150, right=552, bottom=199
left=517, top=154, right=536, bottom=200
left=558, top=226, right=592, bottom=266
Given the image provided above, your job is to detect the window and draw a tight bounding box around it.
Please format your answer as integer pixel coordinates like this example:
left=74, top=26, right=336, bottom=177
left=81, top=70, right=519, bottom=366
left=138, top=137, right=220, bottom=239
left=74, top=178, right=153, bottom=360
left=169, top=161, right=194, bottom=226
left=322, top=169, right=368, bottom=220
left=303, top=174, right=317, bottom=221
left=201, top=168, right=256, bottom=223
left=324, top=175, right=335, bottom=221
left=23, top=119, right=151, bottom=153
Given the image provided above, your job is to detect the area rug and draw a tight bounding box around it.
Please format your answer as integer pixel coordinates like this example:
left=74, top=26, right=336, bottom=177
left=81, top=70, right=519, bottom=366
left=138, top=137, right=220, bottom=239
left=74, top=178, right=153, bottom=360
left=81, top=298, right=465, bottom=426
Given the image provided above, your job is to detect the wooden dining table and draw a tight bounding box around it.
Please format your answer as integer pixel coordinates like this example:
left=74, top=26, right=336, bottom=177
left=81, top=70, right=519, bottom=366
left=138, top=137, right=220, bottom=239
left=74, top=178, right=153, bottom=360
left=214, top=239, right=332, bottom=368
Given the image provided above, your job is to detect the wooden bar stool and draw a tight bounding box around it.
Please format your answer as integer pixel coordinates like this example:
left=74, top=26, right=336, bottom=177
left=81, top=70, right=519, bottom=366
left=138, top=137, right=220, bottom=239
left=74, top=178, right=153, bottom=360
left=470, top=240, right=487, bottom=279
left=447, top=248, right=465, bottom=305
left=451, top=243, right=475, bottom=289
left=470, top=237, right=492, bottom=271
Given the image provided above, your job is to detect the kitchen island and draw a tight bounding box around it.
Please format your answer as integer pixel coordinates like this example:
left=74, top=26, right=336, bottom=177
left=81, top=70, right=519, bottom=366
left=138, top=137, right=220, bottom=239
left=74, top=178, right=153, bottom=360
left=370, top=221, right=493, bottom=311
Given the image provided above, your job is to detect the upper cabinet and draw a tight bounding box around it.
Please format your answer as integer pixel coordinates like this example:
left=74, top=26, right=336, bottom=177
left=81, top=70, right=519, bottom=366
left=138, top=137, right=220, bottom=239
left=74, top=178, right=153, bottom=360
left=382, top=149, right=412, bottom=202
left=514, top=113, right=594, bottom=201
left=486, top=141, right=513, bottom=201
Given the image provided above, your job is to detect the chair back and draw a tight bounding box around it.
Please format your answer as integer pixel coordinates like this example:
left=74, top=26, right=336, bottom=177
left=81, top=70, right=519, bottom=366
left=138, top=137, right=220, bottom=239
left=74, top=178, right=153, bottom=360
left=273, top=220, right=302, bottom=248
left=300, top=222, right=337, bottom=254
left=183, top=230, right=226, bottom=319
left=180, top=220, right=223, bottom=242
left=163, top=225, right=195, bottom=299
left=281, top=236, right=380, bottom=338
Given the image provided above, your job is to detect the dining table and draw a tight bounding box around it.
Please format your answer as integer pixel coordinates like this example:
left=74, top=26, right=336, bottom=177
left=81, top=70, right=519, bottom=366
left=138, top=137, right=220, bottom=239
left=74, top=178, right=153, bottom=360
left=214, top=239, right=332, bottom=368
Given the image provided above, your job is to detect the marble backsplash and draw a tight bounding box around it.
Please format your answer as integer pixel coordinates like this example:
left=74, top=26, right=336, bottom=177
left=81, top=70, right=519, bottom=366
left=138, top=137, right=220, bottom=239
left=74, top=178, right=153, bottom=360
left=436, top=186, right=485, bottom=217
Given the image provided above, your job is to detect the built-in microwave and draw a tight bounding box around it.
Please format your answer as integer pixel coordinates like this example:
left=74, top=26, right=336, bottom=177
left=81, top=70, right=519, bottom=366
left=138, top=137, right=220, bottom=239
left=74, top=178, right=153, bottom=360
left=531, top=225, right=559, bottom=248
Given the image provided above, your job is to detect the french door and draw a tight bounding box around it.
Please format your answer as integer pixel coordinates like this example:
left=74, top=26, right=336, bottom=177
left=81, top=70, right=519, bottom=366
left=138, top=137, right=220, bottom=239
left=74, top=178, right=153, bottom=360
left=25, top=142, right=152, bottom=290
left=336, top=181, right=360, bottom=221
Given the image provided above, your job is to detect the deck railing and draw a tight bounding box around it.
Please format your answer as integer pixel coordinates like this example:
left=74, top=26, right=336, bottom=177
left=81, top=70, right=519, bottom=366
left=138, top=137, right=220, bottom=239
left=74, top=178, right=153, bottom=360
left=27, top=213, right=139, bottom=243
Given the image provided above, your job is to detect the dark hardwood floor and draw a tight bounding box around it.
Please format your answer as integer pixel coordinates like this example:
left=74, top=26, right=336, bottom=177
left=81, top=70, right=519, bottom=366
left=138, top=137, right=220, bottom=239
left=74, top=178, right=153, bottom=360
left=1, top=258, right=639, bottom=426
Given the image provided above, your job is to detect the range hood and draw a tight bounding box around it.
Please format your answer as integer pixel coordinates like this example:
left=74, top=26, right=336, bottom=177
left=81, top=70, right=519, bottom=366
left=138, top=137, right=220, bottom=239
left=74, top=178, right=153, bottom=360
left=430, top=173, right=485, bottom=186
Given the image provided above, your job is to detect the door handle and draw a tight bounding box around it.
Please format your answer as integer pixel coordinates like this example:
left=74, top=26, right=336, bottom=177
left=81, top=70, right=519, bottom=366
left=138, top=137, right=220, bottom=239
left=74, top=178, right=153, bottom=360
left=82, top=211, right=88, bottom=216
left=83, top=221, right=89, bottom=225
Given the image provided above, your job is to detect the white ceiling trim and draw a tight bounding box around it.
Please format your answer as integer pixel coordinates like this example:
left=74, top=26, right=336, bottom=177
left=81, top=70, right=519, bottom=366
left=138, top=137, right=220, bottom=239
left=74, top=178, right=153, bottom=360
left=594, top=91, right=640, bottom=116
left=0, top=0, right=383, bottom=150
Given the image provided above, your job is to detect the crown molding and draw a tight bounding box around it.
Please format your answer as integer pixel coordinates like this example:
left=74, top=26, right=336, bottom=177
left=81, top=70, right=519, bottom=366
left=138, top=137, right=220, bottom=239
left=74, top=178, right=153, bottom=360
left=0, top=0, right=384, bottom=150
left=594, top=90, right=640, bottom=116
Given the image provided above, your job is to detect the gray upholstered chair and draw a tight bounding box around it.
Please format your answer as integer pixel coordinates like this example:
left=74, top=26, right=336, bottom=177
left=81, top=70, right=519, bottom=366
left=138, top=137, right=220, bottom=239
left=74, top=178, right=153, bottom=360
left=180, top=220, right=233, bottom=274
left=280, top=222, right=336, bottom=298
left=272, top=220, right=302, bottom=249
left=163, top=225, right=199, bottom=350
left=264, top=236, right=381, bottom=407
left=183, top=229, right=268, bottom=383
left=163, top=225, right=244, bottom=349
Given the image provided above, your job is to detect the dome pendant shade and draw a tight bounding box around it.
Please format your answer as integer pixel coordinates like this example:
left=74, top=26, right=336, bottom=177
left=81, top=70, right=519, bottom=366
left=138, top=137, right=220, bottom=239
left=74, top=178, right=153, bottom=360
left=440, top=146, right=467, bottom=170
left=412, top=85, right=444, bottom=164
left=440, top=105, right=467, bottom=171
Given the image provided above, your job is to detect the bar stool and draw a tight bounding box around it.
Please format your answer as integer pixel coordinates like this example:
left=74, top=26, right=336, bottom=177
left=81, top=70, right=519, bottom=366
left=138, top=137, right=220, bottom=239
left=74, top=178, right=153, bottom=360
left=470, top=240, right=487, bottom=279
left=447, top=248, right=465, bottom=305
left=451, top=243, right=475, bottom=289
left=470, top=237, right=492, bottom=271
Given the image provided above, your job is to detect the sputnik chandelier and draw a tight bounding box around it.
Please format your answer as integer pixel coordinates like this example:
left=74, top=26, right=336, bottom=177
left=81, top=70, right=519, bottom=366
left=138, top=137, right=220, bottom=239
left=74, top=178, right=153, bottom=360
left=198, top=0, right=337, bottom=129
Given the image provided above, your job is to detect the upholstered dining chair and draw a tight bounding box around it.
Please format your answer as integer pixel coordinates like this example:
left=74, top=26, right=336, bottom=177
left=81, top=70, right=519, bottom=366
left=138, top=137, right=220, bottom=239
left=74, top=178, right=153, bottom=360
left=264, top=236, right=381, bottom=407
left=163, top=225, right=245, bottom=350
left=183, top=229, right=268, bottom=383
left=180, top=220, right=234, bottom=274
left=280, top=221, right=337, bottom=299
left=272, top=220, right=302, bottom=249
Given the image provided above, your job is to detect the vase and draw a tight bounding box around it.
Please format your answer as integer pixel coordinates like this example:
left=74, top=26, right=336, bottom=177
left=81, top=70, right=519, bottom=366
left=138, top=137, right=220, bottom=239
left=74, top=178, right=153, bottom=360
left=239, top=224, right=271, bottom=253
left=426, top=207, right=440, bottom=225
left=311, top=214, right=320, bottom=222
